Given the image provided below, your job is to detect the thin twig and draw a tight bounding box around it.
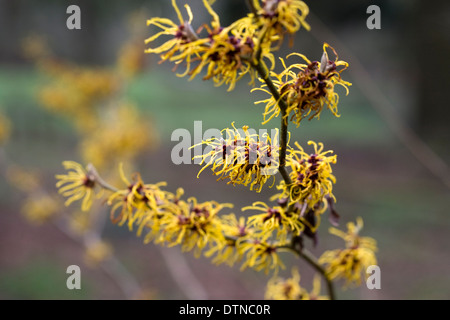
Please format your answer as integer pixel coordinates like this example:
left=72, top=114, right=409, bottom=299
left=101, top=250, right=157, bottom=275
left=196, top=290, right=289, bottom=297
left=225, top=233, right=336, bottom=300
left=87, top=163, right=119, bottom=193
left=279, top=113, right=291, bottom=179
left=157, top=246, right=209, bottom=300
left=251, top=61, right=291, bottom=172
left=251, top=55, right=336, bottom=300
left=100, top=254, right=143, bottom=299
left=54, top=218, right=142, bottom=299
left=0, top=152, right=143, bottom=299
left=280, top=243, right=335, bottom=300
left=88, top=164, right=209, bottom=299
left=252, top=60, right=295, bottom=213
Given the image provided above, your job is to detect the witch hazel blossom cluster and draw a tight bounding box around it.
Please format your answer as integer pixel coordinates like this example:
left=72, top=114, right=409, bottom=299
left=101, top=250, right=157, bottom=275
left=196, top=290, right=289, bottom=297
left=55, top=0, right=377, bottom=300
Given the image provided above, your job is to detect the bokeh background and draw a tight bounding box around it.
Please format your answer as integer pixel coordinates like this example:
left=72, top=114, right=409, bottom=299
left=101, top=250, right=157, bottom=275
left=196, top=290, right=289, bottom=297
left=0, top=0, right=449, bottom=300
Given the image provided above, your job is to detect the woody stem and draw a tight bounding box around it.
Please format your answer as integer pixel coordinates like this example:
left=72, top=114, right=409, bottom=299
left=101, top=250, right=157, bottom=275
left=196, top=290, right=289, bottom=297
left=281, top=243, right=336, bottom=300
left=251, top=59, right=336, bottom=300
left=87, top=163, right=119, bottom=193
left=251, top=60, right=292, bottom=185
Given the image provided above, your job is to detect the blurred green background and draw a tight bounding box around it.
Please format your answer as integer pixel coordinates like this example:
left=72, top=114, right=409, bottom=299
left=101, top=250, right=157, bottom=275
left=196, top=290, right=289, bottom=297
left=0, top=0, right=449, bottom=300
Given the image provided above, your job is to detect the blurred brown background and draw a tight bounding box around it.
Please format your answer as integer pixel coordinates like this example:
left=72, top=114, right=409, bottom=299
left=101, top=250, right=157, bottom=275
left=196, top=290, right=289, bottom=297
left=0, top=0, right=449, bottom=299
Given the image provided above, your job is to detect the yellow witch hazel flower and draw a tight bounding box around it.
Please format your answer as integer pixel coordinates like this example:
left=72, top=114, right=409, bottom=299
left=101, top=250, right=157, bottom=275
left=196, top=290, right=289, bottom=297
left=107, top=164, right=231, bottom=258
left=56, top=161, right=103, bottom=211
left=22, top=194, right=61, bottom=225
left=204, top=213, right=253, bottom=266
left=206, top=213, right=289, bottom=274
left=220, top=213, right=253, bottom=239
left=145, top=0, right=208, bottom=74
left=155, top=197, right=231, bottom=257
left=254, top=43, right=351, bottom=126
left=116, top=11, right=149, bottom=80
left=238, top=231, right=287, bottom=274
left=265, top=268, right=305, bottom=300
left=243, top=201, right=304, bottom=243
left=275, top=141, right=337, bottom=213
left=194, top=123, right=279, bottom=192
left=84, top=240, right=113, bottom=267
left=107, top=164, right=168, bottom=230
left=146, top=0, right=274, bottom=91
left=80, top=103, right=158, bottom=169
left=319, top=218, right=377, bottom=286
left=50, top=0, right=378, bottom=299
left=204, top=237, right=242, bottom=267
left=39, top=67, right=118, bottom=112
left=117, top=39, right=146, bottom=79
left=265, top=269, right=328, bottom=300
left=194, top=22, right=257, bottom=91
left=69, top=210, right=94, bottom=235
left=6, top=165, right=41, bottom=193
left=252, top=0, right=310, bottom=46
left=38, top=65, right=119, bottom=131
left=191, top=7, right=274, bottom=91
